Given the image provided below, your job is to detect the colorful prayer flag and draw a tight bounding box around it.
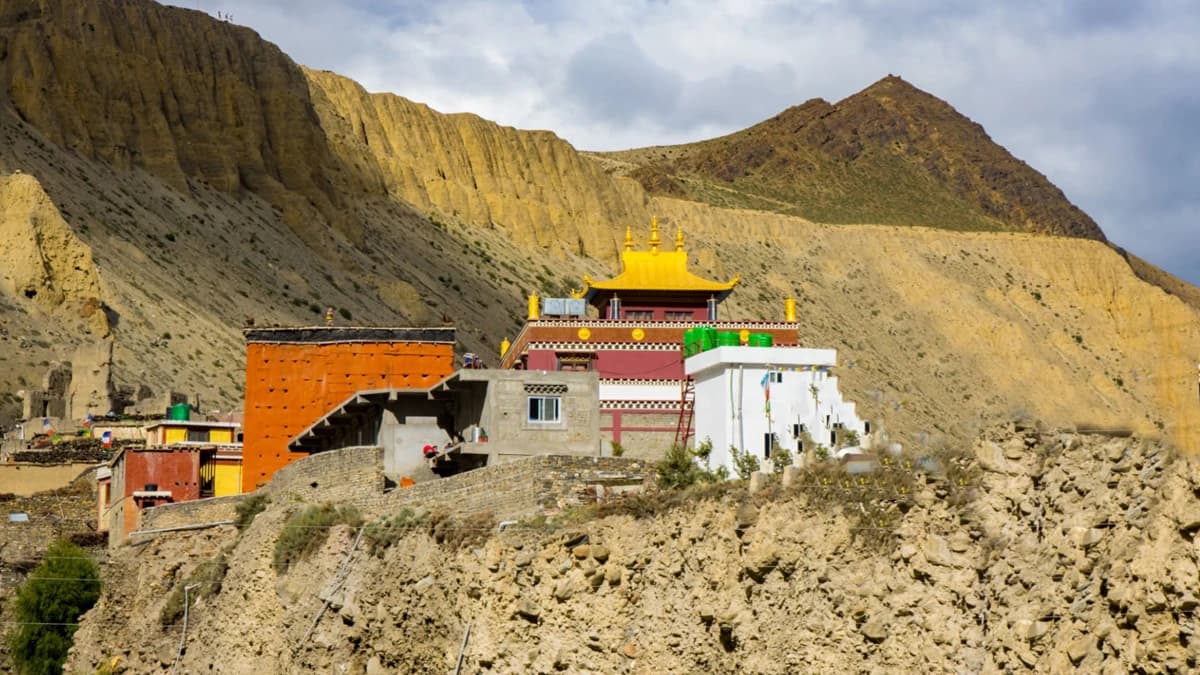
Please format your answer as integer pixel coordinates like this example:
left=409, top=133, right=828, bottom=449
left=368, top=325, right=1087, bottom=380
left=101, top=431, right=113, bottom=449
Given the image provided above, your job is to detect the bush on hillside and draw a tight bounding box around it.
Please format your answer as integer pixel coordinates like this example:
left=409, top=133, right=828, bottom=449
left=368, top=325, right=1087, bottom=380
left=656, top=441, right=727, bottom=490
left=273, top=503, right=362, bottom=572
left=234, top=492, right=270, bottom=531
left=159, top=554, right=229, bottom=627
left=363, top=508, right=429, bottom=555
left=7, top=541, right=101, bottom=675
left=729, top=446, right=761, bottom=480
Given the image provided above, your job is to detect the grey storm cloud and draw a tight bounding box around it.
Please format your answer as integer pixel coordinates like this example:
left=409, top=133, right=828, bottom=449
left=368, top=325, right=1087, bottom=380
left=195, top=0, right=1198, bottom=285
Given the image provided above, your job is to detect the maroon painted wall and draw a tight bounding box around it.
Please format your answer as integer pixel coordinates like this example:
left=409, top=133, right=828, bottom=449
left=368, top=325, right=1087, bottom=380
left=524, top=348, right=684, bottom=380
left=594, top=350, right=682, bottom=379
left=125, top=451, right=201, bottom=502
left=619, top=305, right=708, bottom=321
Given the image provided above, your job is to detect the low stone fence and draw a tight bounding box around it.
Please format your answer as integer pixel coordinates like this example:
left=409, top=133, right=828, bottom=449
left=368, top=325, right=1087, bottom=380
left=127, top=448, right=650, bottom=539
left=372, top=455, right=650, bottom=521
left=139, top=494, right=245, bottom=531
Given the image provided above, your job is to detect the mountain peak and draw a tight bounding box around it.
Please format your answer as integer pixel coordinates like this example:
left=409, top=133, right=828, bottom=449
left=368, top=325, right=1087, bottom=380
left=608, top=76, right=1105, bottom=241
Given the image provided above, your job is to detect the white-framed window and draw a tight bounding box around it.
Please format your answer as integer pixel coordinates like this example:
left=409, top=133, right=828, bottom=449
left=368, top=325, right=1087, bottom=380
left=528, top=396, right=561, bottom=423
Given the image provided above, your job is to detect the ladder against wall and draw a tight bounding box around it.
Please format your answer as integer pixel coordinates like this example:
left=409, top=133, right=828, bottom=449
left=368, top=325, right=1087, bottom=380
left=673, top=376, right=695, bottom=449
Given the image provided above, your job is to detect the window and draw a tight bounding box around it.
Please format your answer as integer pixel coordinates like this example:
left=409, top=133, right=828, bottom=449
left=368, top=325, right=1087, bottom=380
left=624, top=310, right=653, bottom=320
left=556, top=352, right=593, bottom=372
left=528, top=396, right=561, bottom=423
left=768, top=371, right=783, bottom=383
left=664, top=311, right=692, bottom=321
left=186, top=428, right=210, bottom=443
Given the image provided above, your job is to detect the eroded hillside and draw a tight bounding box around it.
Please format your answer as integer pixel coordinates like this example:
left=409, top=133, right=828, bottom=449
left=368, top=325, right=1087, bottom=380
left=0, top=0, right=1195, bottom=456
left=597, top=76, right=1105, bottom=239
left=68, top=427, right=1200, bottom=673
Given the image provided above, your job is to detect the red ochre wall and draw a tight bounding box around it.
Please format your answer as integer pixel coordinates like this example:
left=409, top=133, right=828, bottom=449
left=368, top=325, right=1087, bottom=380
left=528, top=349, right=684, bottom=380
left=121, top=450, right=200, bottom=539
left=242, top=341, right=455, bottom=492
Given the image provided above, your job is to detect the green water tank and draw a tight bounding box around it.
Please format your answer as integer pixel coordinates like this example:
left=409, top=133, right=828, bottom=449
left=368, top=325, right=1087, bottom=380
left=682, top=328, right=698, bottom=356
left=168, top=403, right=190, bottom=421
left=717, top=331, right=741, bottom=347
left=749, top=332, right=774, bottom=347
left=697, top=326, right=718, bottom=352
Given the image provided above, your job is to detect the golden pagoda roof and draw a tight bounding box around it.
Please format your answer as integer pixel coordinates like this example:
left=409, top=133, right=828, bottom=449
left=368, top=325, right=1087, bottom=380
left=573, top=218, right=739, bottom=298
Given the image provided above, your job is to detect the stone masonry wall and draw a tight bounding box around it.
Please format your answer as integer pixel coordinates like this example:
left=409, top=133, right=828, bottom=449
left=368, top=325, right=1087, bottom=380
left=138, top=494, right=245, bottom=532
left=127, top=447, right=650, bottom=539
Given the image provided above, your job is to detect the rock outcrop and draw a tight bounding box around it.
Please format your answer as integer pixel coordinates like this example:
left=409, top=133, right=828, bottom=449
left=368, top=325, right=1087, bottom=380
left=305, top=69, right=648, bottom=261
left=66, top=427, right=1200, bottom=672
left=0, top=173, right=104, bottom=323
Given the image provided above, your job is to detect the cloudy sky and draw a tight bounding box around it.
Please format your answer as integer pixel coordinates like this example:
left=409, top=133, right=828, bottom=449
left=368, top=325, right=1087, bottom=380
left=193, top=0, right=1198, bottom=285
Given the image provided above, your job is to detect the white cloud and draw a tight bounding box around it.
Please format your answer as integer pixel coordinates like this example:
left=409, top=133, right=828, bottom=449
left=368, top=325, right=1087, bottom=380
left=198, top=0, right=1200, bottom=284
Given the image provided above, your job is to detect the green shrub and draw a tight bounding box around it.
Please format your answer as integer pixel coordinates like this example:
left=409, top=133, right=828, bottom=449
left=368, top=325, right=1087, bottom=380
left=609, top=440, right=625, bottom=457
left=429, top=511, right=495, bottom=549
left=840, top=429, right=861, bottom=448
left=234, top=492, right=270, bottom=531
left=273, top=503, right=362, bottom=572
left=730, top=446, right=761, bottom=480
left=363, top=508, right=428, bottom=555
left=657, top=443, right=701, bottom=489
left=7, top=541, right=101, bottom=675
left=159, top=554, right=228, bottom=627
left=771, top=443, right=793, bottom=473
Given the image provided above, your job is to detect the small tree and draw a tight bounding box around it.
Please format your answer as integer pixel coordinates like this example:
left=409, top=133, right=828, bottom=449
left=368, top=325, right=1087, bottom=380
left=841, top=429, right=861, bottom=448
left=609, top=440, right=625, bottom=457
left=771, top=442, right=793, bottom=473
left=7, top=541, right=101, bottom=675
left=729, top=446, right=760, bottom=480
left=657, top=443, right=701, bottom=489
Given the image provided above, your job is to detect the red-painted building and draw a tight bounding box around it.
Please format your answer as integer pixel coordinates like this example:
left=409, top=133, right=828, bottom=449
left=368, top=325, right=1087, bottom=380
left=98, top=447, right=202, bottom=544
left=500, top=218, right=802, bottom=457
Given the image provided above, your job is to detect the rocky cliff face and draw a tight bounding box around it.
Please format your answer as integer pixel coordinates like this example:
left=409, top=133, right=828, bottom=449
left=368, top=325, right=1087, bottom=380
left=66, top=427, right=1200, bottom=673
left=0, top=0, right=360, bottom=242
left=305, top=69, right=647, bottom=261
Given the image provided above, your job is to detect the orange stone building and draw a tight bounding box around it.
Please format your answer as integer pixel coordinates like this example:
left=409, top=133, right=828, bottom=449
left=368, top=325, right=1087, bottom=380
left=241, top=327, right=455, bottom=491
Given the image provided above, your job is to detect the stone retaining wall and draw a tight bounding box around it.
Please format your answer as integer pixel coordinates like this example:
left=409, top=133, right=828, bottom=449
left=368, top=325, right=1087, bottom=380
left=128, top=447, right=650, bottom=539
left=138, top=494, right=245, bottom=532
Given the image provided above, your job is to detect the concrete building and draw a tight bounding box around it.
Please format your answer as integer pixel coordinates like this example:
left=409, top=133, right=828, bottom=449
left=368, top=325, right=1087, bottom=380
left=242, top=326, right=456, bottom=491
left=289, top=369, right=600, bottom=481
left=685, top=345, right=868, bottom=474
left=499, top=218, right=809, bottom=456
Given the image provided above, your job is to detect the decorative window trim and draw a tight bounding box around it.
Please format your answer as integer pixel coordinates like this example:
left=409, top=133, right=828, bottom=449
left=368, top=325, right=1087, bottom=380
left=524, top=383, right=568, bottom=395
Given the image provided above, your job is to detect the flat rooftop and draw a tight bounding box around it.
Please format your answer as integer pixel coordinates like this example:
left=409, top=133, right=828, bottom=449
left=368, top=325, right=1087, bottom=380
left=243, top=326, right=456, bottom=345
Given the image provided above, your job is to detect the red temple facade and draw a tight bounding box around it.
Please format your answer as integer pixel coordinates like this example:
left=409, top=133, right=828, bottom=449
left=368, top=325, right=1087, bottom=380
left=500, top=218, right=801, bottom=457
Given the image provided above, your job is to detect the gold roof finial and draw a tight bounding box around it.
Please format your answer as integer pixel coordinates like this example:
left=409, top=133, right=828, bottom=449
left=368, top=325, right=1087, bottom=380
left=675, top=226, right=684, bottom=251
left=648, top=216, right=661, bottom=253
left=624, top=225, right=633, bottom=251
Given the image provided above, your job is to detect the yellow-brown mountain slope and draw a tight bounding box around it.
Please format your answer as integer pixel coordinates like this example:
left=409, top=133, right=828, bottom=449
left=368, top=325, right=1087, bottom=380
left=0, top=0, right=1196, bottom=453
left=597, top=75, right=1104, bottom=239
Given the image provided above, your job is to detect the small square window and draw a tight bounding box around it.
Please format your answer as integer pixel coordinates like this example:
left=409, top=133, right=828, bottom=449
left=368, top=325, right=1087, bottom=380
left=528, top=396, right=561, bottom=423
left=186, top=429, right=210, bottom=443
